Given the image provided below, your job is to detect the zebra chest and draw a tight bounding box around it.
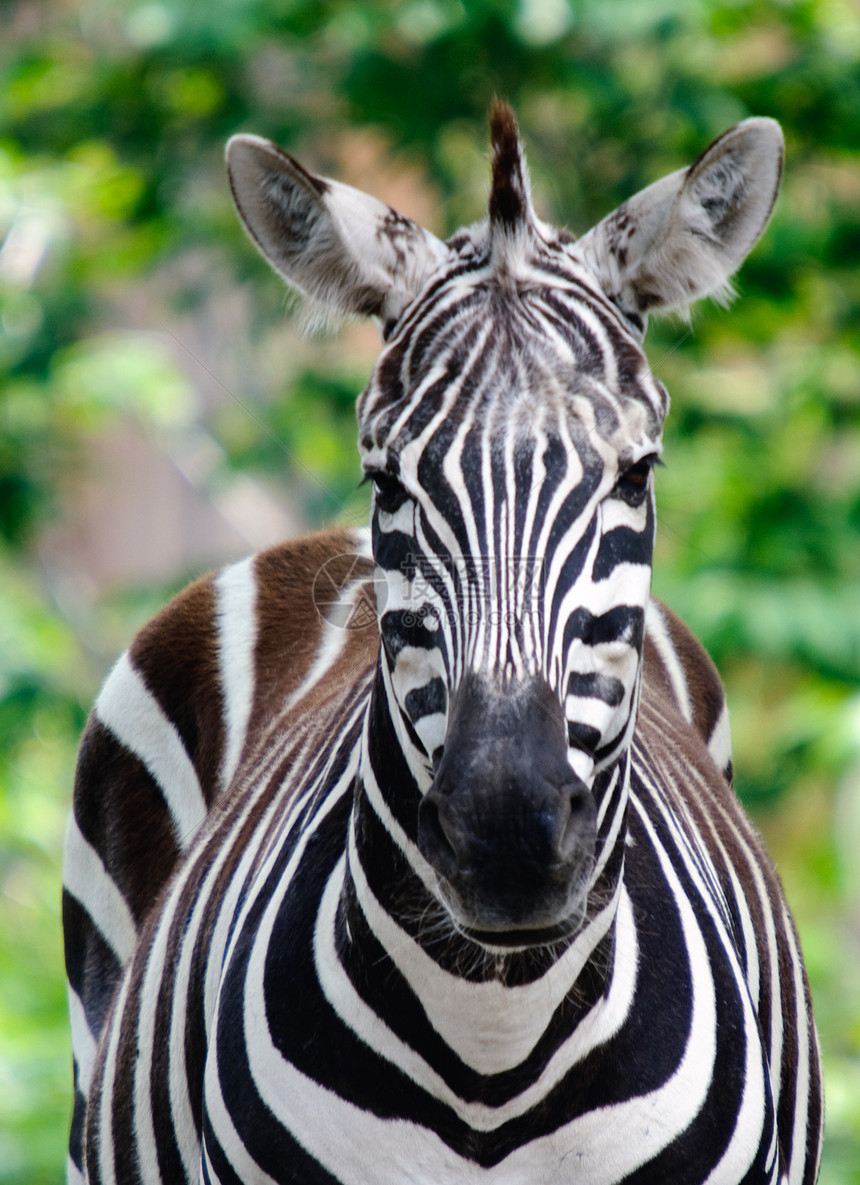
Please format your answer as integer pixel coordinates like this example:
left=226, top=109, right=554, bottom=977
left=201, top=797, right=775, bottom=1185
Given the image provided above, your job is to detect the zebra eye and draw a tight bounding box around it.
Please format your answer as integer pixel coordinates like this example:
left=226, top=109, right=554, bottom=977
left=368, top=471, right=410, bottom=514
left=614, top=455, right=659, bottom=506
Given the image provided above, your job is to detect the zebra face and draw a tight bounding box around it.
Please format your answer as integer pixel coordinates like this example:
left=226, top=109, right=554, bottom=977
left=227, top=102, right=784, bottom=941
left=358, top=271, right=664, bottom=939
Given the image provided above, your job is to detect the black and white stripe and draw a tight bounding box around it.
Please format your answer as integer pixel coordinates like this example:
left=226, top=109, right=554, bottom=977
left=65, top=104, right=822, bottom=1184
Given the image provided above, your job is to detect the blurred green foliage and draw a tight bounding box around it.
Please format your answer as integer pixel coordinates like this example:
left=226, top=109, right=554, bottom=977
left=1, top=1, right=859, bottom=1181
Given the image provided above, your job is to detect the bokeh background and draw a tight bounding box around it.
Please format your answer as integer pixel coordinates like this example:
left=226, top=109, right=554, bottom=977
left=1, top=1, right=859, bottom=1181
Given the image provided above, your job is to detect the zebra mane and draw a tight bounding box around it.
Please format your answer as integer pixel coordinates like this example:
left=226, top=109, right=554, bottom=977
left=487, top=100, right=542, bottom=276
left=488, top=100, right=532, bottom=229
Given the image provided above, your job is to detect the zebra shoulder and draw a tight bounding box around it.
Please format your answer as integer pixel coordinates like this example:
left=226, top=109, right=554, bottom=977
left=63, top=527, right=373, bottom=1082
left=70, top=525, right=373, bottom=890
left=642, top=598, right=733, bottom=782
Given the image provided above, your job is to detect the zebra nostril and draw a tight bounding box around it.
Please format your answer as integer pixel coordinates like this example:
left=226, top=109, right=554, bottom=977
left=417, top=795, right=458, bottom=877
left=558, top=783, right=596, bottom=862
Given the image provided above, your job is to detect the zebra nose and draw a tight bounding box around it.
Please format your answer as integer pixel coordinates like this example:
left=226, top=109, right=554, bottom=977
left=418, top=774, right=594, bottom=878
left=415, top=674, right=597, bottom=933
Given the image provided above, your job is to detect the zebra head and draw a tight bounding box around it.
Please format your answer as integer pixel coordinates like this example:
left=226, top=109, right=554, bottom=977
left=227, top=106, right=783, bottom=944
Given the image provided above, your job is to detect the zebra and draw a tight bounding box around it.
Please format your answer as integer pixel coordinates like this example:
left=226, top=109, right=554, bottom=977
left=63, top=102, right=823, bottom=1184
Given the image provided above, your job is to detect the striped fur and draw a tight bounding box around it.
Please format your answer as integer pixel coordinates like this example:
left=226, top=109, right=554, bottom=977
left=63, top=530, right=375, bottom=1177
left=66, top=548, right=821, bottom=1184
left=65, top=105, right=821, bottom=1184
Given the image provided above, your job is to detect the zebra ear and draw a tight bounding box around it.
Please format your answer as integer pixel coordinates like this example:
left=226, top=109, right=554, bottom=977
left=576, top=118, right=784, bottom=331
left=226, top=135, right=449, bottom=325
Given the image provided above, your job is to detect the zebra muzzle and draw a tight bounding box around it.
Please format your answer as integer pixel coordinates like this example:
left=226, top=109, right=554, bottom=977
left=416, top=673, right=597, bottom=943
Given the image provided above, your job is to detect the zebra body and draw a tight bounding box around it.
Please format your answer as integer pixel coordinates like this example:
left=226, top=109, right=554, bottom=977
left=65, top=105, right=822, bottom=1184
